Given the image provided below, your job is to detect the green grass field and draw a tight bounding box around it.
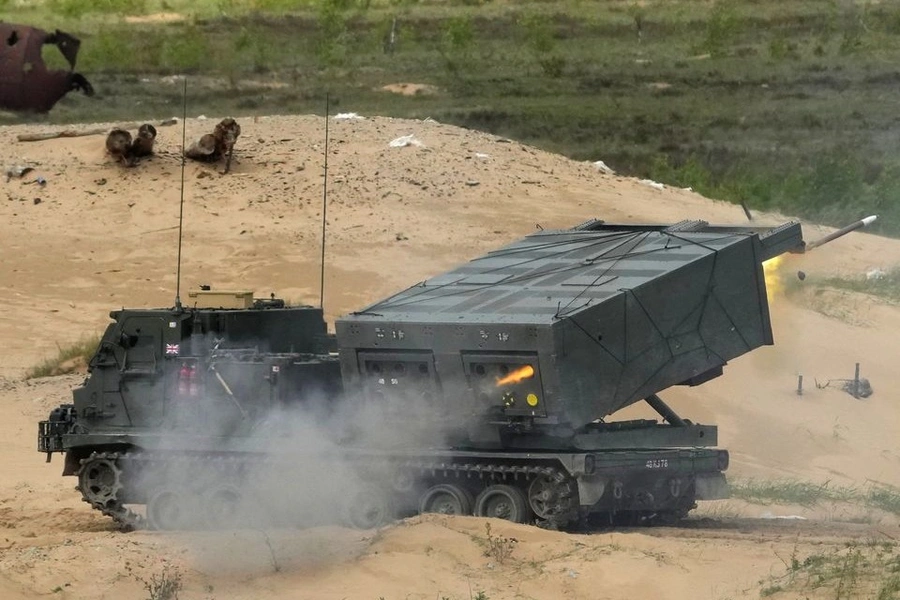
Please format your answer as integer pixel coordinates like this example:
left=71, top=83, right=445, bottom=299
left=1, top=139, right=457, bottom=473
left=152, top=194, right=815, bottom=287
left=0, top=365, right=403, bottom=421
left=5, top=0, right=900, bottom=235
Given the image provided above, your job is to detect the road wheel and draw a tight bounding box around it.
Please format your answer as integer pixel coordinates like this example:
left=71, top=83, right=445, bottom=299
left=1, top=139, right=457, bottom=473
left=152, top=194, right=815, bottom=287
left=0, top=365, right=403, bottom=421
left=474, top=484, right=531, bottom=524
left=343, top=485, right=392, bottom=530
left=147, top=488, right=191, bottom=530
left=418, top=484, right=473, bottom=516
left=203, top=484, right=243, bottom=529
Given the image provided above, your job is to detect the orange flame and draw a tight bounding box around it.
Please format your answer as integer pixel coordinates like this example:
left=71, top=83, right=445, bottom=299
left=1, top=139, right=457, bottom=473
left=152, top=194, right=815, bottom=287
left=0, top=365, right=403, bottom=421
left=763, top=255, right=784, bottom=298
left=496, top=364, right=535, bottom=386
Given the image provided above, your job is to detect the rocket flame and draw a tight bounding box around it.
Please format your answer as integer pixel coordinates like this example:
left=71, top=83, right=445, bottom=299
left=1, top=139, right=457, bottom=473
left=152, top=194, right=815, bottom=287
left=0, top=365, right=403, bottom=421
left=763, top=255, right=784, bottom=298
left=496, top=364, right=535, bottom=386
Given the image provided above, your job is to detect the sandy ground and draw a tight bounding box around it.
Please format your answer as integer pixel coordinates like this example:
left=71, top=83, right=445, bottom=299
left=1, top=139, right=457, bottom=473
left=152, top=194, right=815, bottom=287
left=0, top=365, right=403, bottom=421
left=1, top=114, right=898, bottom=599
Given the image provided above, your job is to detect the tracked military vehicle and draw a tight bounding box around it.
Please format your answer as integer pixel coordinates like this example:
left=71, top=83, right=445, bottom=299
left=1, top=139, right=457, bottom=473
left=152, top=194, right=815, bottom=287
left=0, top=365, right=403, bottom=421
left=39, top=219, right=805, bottom=530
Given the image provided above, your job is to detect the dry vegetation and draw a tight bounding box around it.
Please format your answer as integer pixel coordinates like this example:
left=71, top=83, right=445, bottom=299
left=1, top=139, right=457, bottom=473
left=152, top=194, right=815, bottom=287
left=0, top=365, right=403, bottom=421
left=26, top=335, right=99, bottom=379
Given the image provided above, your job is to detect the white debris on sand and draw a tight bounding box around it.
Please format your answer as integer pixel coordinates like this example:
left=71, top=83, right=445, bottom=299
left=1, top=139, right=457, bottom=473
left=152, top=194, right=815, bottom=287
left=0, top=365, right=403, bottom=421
left=759, top=512, right=807, bottom=520
left=334, top=112, right=365, bottom=120
left=591, top=160, right=615, bottom=175
left=639, top=178, right=665, bottom=190
left=389, top=134, right=425, bottom=148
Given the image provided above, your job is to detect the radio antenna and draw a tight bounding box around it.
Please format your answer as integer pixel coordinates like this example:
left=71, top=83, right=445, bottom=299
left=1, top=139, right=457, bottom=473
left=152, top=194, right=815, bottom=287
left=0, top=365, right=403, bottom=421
left=318, top=93, right=330, bottom=309
left=174, top=76, right=188, bottom=311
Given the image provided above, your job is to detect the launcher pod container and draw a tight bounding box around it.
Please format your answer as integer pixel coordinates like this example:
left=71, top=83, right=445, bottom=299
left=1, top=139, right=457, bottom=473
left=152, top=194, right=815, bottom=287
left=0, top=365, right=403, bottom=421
left=40, top=220, right=804, bottom=531
left=337, top=219, right=802, bottom=439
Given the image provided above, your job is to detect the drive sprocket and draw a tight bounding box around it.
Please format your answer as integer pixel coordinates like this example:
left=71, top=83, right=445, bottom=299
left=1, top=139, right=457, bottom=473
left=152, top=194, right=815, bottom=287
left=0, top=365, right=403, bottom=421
left=76, top=452, right=143, bottom=530
left=527, top=469, right=579, bottom=529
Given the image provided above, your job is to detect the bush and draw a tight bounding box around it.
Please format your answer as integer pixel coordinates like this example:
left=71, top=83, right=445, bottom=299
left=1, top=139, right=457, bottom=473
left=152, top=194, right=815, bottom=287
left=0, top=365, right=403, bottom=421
left=142, top=566, right=182, bottom=600
left=440, top=16, right=475, bottom=76
left=695, top=1, right=742, bottom=57
left=518, top=13, right=565, bottom=77
left=161, top=25, right=211, bottom=71
left=482, top=522, right=516, bottom=564
left=81, top=27, right=162, bottom=72
left=27, top=335, right=100, bottom=380
left=315, top=0, right=351, bottom=67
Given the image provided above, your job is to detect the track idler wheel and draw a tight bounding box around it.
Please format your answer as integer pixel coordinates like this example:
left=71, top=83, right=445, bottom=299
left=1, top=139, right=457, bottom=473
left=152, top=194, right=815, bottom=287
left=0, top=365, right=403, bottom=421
left=77, top=454, right=122, bottom=508
left=418, top=484, right=474, bottom=516
left=342, top=485, right=393, bottom=530
left=474, top=484, right=531, bottom=524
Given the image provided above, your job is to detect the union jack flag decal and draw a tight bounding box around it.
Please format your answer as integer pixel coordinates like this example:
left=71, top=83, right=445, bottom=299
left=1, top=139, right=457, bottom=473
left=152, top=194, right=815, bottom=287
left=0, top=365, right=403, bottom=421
left=165, top=343, right=180, bottom=356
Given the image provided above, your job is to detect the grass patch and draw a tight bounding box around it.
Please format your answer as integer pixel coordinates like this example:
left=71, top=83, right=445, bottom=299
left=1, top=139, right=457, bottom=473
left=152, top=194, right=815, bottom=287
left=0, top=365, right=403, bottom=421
left=867, top=485, right=900, bottom=517
left=26, top=335, right=100, bottom=379
left=818, top=267, right=900, bottom=303
left=730, top=478, right=857, bottom=507
left=46, top=0, right=148, bottom=19
left=759, top=541, right=900, bottom=600
left=730, top=478, right=900, bottom=517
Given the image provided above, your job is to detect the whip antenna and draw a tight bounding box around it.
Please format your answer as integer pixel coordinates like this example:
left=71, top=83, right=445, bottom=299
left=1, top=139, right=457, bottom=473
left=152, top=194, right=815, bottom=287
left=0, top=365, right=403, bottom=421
left=174, top=76, right=188, bottom=311
left=319, top=93, right=330, bottom=309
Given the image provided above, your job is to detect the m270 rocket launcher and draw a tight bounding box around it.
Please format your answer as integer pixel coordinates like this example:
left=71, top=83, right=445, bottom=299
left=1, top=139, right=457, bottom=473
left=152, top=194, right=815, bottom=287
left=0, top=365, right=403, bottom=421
left=38, top=216, right=879, bottom=531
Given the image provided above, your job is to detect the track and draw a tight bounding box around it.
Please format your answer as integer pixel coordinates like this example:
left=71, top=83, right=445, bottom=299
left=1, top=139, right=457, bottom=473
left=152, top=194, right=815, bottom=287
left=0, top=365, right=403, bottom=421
left=74, top=450, right=587, bottom=531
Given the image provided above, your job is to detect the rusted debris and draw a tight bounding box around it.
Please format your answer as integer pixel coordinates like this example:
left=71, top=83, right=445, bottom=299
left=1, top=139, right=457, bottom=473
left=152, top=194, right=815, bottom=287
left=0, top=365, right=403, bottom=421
left=185, top=134, right=217, bottom=161
left=184, top=118, right=241, bottom=173
left=5, top=164, right=35, bottom=182
left=215, top=118, right=241, bottom=174
left=105, top=129, right=133, bottom=165
left=0, top=24, right=94, bottom=113
left=105, top=124, right=158, bottom=167
left=130, top=124, right=157, bottom=159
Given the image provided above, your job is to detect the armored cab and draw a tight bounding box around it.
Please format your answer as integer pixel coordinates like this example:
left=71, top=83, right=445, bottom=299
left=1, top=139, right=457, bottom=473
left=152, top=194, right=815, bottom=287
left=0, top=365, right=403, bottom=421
left=40, top=290, right=342, bottom=470
left=336, top=219, right=804, bottom=445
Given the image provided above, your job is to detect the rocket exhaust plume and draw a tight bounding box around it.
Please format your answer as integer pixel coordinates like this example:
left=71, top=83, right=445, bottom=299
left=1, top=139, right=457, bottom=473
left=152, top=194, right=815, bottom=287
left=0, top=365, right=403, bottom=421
left=496, top=364, right=535, bottom=386
left=762, top=255, right=785, bottom=296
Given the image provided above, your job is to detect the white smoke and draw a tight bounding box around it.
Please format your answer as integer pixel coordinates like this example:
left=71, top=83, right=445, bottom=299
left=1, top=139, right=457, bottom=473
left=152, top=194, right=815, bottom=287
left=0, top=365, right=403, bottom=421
left=125, top=335, right=459, bottom=537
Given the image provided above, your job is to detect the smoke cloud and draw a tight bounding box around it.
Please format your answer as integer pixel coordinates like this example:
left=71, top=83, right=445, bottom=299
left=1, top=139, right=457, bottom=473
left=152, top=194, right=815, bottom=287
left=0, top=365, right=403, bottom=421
left=124, top=333, right=459, bottom=542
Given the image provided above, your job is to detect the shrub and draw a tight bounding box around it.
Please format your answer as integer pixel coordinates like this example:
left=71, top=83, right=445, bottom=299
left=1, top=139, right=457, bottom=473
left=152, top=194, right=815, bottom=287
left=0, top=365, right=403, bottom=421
left=482, top=522, right=516, bottom=564
left=26, top=336, right=100, bottom=380
left=142, top=566, right=182, bottom=600
left=695, top=1, right=742, bottom=57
